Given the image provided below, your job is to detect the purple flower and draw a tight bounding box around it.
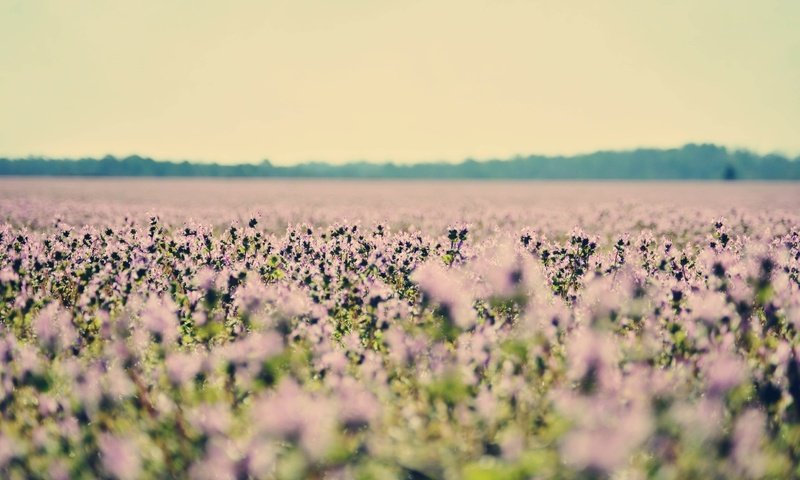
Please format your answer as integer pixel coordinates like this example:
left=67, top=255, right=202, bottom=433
left=32, top=303, right=77, bottom=354
left=252, top=379, right=337, bottom=459
left=141, top=295, right=180, bottom=345
left=411, top=263, right=476, bottom=329
left=732, top=409, right=767, bottom=477
left=165, top=350, right=204, bottom=386
left=700, top=351, right=747, bottom=396
left=98, top=434, right=141, bottom=480
left=0, top=433, right=17, bottom=470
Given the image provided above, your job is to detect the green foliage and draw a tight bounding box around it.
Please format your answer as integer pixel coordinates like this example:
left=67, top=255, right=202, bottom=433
left=2, top=144, right=799, bottom=179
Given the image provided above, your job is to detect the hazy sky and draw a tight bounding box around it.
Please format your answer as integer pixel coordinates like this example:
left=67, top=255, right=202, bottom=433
left=1, top=1, right=798, bottom=165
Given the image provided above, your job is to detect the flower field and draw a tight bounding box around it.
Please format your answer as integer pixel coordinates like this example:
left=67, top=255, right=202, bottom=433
left=0, top=180, right=799, bottom=479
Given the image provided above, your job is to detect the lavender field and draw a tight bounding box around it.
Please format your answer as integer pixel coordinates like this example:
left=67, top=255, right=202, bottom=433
left=1, top=179, right=799, bottom=479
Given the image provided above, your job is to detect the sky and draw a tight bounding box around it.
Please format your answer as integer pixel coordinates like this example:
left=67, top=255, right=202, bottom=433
left=1, top=1, right=798, bottom=165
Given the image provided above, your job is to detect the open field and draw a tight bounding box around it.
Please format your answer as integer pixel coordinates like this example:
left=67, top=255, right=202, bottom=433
left=1, top=180, right=799, bottom=479
left=2, top=179, right=799, bottom=229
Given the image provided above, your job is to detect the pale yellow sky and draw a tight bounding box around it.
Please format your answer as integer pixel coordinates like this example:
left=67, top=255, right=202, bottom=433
left=1, top=0, right=798, bottom=165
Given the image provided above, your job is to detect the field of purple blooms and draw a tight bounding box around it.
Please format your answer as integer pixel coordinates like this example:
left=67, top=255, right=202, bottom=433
left=0, top=180, right=799, bottom=479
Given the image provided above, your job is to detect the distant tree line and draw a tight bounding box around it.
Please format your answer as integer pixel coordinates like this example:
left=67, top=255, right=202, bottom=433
left=1, top=144, right=798, bottom=179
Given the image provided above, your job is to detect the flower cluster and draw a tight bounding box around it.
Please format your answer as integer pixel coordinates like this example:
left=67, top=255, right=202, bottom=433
left=0, top=186, right=799, bottom=479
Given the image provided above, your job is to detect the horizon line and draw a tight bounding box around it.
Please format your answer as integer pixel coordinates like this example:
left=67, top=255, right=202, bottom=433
left=4, top=142, right=800, bottom=167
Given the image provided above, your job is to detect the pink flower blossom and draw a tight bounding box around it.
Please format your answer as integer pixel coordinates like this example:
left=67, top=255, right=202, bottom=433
left=98, top=434, right=141, bottom=480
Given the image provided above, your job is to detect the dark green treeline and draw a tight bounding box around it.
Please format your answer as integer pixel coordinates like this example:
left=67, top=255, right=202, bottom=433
left=1, top=144, right=798, bottom=180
